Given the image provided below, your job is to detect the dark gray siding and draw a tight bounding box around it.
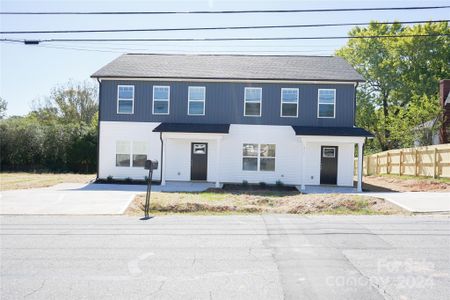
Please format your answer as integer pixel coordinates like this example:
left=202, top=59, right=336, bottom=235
left=100, top=80, right=355, bottom=127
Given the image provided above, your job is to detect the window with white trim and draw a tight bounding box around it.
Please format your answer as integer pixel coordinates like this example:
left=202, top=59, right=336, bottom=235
left=188, top=86, right=206, bottom=115
left=281, top=88, right=299, bottom=117
left=132, top=141, right=148, bottom=167
left=318, top=89, right=336, bottom=118
left=242, top=144, right=276, bottom=171
left=115, top=141, right=148, bottom=167
left=244, top=87, right=262, bottom=116
left=116, top=141, right=131, bottom=167
left=117, top=85, right=134, bottom=114
left=153, top=86, right=170, bottom=114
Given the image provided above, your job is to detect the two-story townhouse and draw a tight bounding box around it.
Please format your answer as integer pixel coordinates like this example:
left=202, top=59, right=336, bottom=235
left=91, top=54, right=373, bottom=191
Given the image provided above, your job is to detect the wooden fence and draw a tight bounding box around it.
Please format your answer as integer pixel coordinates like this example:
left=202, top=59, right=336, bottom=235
left=354, top=144, right=450, bottom=178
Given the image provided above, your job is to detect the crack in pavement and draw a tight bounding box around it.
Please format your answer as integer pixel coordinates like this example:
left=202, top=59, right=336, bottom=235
left=24, top=279, right=46, bottom=298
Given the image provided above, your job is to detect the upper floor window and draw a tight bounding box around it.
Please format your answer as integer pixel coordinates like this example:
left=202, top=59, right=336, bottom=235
left=117, top=85, right=134, bottom=114
left=244, top=87, right=262, bottom=117
left=317, top=89, right=336, bottom=118
left=153, top=86, right=170, bottom=115
left=188, top=86, right=206, bottom=115
left=280, top=88, right=299, bottom=117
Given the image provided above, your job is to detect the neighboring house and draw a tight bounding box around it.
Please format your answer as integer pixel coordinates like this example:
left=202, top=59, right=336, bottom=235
left=91, top=54, right=372, bottom=191
left=413, top=79, right=450, bottom=146
left=439, top=79, right=450, bottom=144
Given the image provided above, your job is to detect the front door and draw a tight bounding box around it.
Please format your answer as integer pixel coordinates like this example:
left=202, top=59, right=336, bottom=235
left=320, top=146, right=338, bottom=185
left=191, top=143, right=208, bottom=181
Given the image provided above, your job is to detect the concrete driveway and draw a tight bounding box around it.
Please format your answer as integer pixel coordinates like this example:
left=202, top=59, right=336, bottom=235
left=365, top=192, right=450, bottom=213
left=0, top=183, right=145, bottom=215
left=1, top=215, right=449, bottom=299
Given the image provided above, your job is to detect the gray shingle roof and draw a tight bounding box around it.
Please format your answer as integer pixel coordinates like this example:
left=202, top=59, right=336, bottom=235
left=91, top=53, right=364, bottom=82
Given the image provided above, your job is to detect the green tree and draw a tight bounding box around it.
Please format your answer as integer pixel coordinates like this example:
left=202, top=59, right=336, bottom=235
left=0, top=97, right=7, bottom=119
left=33, top=80, right=98, bottom=125
left=1, top=80, right=99, bottom=173
left=337, top=21, right=449, bottom=151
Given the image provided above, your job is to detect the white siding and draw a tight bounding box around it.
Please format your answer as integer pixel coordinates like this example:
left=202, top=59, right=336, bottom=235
left=164, top=139, right=219, bottom=182
left=302, top=141, right=355, bottom=186
left=99, top=121, right=161, bottom=180
left=219, top=125, right=302, bottom=185
left=99, top=122, right=357, bottom=186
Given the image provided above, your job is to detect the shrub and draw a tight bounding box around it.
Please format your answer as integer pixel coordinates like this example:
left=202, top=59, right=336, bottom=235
left=125, top=177, right=133, bottom=183
left=259, top=182, right=267, bottom=189
left=106, top=175, right=113, bottom=183
left=276, top=180, right=284, bottom=188
left=242, top=180, right=249, bottom=187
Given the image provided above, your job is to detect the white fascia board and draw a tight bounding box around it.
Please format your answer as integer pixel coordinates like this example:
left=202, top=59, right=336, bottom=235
left=298, top=135, right=365, bottom=144
left=162, top=132, right=225, bottom=140
left=97, top=77, right=358, bottom=85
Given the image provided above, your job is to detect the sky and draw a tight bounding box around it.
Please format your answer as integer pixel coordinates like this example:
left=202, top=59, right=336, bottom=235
left=0, top=0, right=449, bottom=116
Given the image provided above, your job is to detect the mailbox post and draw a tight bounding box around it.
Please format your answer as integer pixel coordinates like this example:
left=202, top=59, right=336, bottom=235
left=142, top=159, right=158, bottom=220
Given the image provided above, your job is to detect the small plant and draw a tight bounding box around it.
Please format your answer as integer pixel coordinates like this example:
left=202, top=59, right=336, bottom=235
left=125, top=177, right=133, bottom=183
left=242, top=180, right=249, bottom=188
left=276, top=180, right=284, bottom=189
left=144, top=176, right=149, bottom=182
left=106, top=175, right=113, bottom=183
left=259, top=182, right=267, bottom=189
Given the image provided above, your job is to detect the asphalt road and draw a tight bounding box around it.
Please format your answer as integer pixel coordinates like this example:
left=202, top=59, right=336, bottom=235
left=1, top=215, right=449, bottom=299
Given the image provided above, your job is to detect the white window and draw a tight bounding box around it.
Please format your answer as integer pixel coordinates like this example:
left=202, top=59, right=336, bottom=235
left=242, top=144, right=275, bottom=171
left=322, top=147, right=336, bottom=158
left=318, top=89, right=336, bottom=118
left=116, top=141, right=131, bottom=167
left=153, top=86, right=170, bottom=115
left=188, top=86, right=206, bottom=115
left=132, top=141, right=148, bottom=167
left=243, top=144, right=258, bottom=171
left=280, top=88, right=299, bottom=117
left=115, top=141, right=148, bottom=167
left=244, top=87, right=262, bottom=117
left=117, top=85, right=134, bottom=114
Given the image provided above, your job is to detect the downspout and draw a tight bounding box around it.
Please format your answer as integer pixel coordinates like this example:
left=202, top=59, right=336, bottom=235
left=159, top=132, right=164, bottom=184
left=96, top=78, right=102, bottom=181
left=353, top=82, right=359, bottom=127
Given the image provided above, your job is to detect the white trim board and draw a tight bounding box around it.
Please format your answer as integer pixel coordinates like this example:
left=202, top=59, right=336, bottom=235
left=97, top=77, right=360, bottom=85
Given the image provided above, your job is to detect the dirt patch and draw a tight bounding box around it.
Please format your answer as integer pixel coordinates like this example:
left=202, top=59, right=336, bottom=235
left=0, top=172, right=95, bottom=191
left=363, top=175, right=450, bottom=192
left=125, top=190, right=406, bottom=215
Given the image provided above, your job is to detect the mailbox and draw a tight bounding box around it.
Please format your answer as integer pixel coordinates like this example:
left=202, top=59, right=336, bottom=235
left=144, top=160, right=158, bottom=170
left=142, top=159, right=158, bottom=220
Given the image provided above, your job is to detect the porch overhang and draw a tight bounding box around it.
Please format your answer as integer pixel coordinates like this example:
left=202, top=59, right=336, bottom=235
left=292, top=126, right=374, bottom=138
left=153, top=123, right=230, bottom=134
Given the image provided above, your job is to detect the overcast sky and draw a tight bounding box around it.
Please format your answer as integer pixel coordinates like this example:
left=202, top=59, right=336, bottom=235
left=1, top=0, right=449, bottom=116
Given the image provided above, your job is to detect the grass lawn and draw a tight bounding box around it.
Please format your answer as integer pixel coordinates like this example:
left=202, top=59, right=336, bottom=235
left=0, top=172, right=95, bottom=191
left=126, top=189, right=406, bottom=215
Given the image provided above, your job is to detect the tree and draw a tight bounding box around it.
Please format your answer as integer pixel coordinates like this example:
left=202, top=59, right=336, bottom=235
left=337, top=21, right=449, bottom=150
left=33, top=80, right=98, bottom=125
left=0, top=97, right=7, bottom=119
left=0, top=80, right=99, bottom=173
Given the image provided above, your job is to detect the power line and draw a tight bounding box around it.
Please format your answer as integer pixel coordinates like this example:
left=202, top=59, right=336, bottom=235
left=1, top=41, right=334, bottom=54
left=1, top=20, right=447, bottom=35
left=1, top=5, right=449, bottom=15
left=2, top=33, right=448, bottom=44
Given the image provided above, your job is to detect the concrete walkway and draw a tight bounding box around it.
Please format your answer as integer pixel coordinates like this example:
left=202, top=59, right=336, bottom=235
left=0, top=183, right=137, bottom=215
left=298, top=185, right=450, bottom=213
left=0, top=182, right=217, bottom=215
left=364, top=192, right=450, bottom=213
